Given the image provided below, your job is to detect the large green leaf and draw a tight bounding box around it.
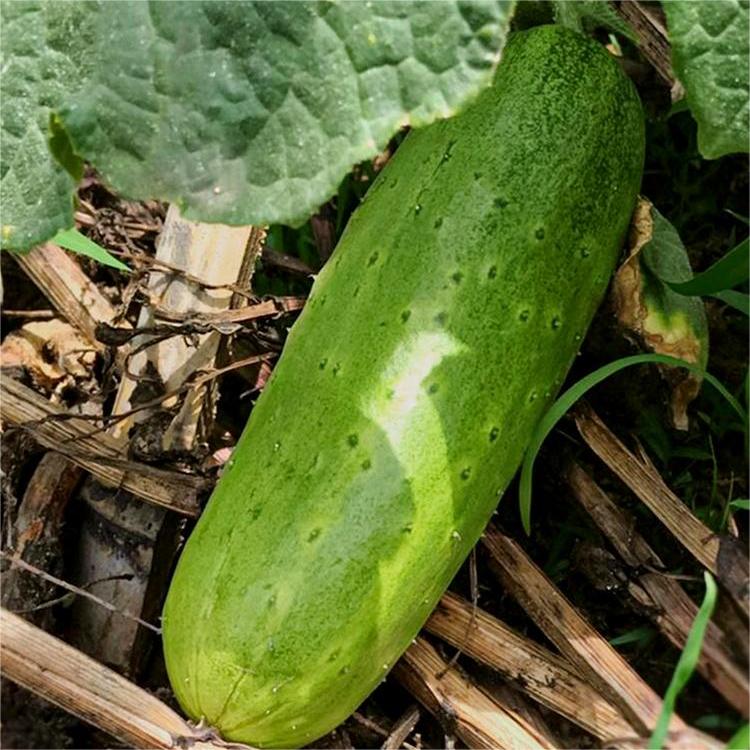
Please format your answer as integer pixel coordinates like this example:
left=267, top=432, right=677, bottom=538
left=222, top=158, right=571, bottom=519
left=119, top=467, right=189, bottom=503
left=0, top=1, right=94, bottom=251
left=665, top=0, right=749, bottom=159
left=2, top=1, right=514, bottom=251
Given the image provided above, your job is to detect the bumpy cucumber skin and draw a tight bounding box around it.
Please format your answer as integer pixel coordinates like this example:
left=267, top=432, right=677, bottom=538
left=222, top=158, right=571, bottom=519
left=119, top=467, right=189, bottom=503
left=163, top=25, right=644, bottom=748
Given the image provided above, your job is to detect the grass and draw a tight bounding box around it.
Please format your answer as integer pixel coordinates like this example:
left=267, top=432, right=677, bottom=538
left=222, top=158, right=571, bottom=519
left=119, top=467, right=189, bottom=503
left=52, top=227, right=130, bottom=272
left=648, top=572, right=717, bottom=749
left=519, top=354, right=748, bottom=534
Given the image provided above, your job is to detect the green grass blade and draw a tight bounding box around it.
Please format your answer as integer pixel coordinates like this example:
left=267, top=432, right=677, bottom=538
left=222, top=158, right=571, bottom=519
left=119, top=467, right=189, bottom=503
left=609, top=625, right=656, bottom=647
left=729, top=499, right=750, bottom=511
left=519, top=354, right=747, bottom=534
left=727, top=722, right=750, bottom=750
left=52, top=227, right=130, bottom=272
left=666, top=238, right=748, bottom=296
left=648, top=572, right=718, bottom=749
left=710, top=290, right=750, bottom=316
left=725, top=209, right=749, bottom=226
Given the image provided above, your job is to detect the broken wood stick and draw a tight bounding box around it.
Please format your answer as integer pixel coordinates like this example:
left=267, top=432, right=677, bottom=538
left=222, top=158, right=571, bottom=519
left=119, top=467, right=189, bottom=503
left=381, top=705, right=420, bottom=750
left=573, top=404, right=750, bottom=616
left=0, top=376, right=206, bottom=515
left=614, top=0, right=676, bottom=87
left=1, top=453, right=82, bottom=622
left=14, top=243, right=120, bottom=346
left=74, top=206, right=260, bottom=672
left=567, top=460, right=749, bottom=717
left=393, top=637, right=554, bottom=750
left=426, top=591, right=635, bottom=742
left=0, top=609, right=249, bottom=749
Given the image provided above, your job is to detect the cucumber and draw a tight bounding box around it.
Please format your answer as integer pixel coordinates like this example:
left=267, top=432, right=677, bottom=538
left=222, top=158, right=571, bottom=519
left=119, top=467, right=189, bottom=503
left=163, top=25, right=644, bottom=748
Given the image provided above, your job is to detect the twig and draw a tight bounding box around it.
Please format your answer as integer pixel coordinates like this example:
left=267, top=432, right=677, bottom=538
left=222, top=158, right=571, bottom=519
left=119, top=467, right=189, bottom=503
left=573, top=404, right=750, bottom=616
left=382, top=705, right=420, bottom=750
left=29, top=352, right=276, bottom=445
left=0, top=609, right=250, bottom=749
left=261, top=246, right=315, bottom=276
left=127, top=254, right=257, bottom=300
left=152, top=296, right=305, bottom=326
left=1, top=554, right=161, bottom=634
left=1, top=309, right=56, bottom=319
left=352, top=712, right=390, bottom=738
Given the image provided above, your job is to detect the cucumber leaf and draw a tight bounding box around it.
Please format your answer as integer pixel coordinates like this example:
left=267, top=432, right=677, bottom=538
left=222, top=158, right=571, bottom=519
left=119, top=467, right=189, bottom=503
left=2, top=0, right=515, bottom=252
left=664, top=0, right=750, bottom=159
left=0, top=1, right=95, bottom=252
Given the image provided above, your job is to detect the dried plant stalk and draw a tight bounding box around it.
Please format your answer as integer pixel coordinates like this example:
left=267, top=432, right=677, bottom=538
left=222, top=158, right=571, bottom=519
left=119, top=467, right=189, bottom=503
left=0, top=609, right=248, bottom=749
left=14, top=243, right=120, bottom=346
left=394, top=637, right=554, bottom=750
left=0, top=376, right=205, bottom=515
left=426, top=592, right=635, bottom=741
left=567, top=461, right=749, bottom=716
left=573, top=404, right=749, bottom=616
left=614, top=0, right=675, bottom=86
left=482, top=526, right=682, bottom=736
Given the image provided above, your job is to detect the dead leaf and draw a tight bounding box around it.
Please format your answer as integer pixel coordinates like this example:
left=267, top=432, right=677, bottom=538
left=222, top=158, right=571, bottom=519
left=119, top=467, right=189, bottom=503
left=613, top=197, right=709, bottom=430
left=1, top=319, right=98, bottom=393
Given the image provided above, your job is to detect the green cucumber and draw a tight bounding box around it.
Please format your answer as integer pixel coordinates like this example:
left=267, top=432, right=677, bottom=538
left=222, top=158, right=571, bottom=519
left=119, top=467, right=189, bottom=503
left=163, top=25, right=644, bottom=748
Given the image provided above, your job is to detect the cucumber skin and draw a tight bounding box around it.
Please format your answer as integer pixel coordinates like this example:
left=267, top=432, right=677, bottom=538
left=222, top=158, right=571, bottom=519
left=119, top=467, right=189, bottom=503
left=163, top=25, right=644, bottom=748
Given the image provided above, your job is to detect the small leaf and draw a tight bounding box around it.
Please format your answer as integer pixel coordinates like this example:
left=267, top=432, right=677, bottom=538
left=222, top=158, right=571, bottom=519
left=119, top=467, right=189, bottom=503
left=648, top=572, right=718, bottom=750
left=609, top=625, right=656, bottom=647
left=52, top=227, right=130, bottom=272
left=664, top=0, right=750, bottom=159
left=729, top=499, right=750, bottom=511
